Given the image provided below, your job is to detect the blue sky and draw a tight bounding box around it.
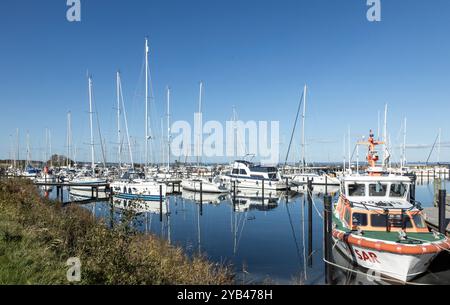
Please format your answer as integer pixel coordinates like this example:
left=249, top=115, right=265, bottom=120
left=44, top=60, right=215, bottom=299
left=0, top=0, right=449, bottom=164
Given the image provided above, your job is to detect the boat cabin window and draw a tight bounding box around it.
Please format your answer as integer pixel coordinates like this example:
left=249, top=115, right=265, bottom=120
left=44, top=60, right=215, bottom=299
left=352, top=213, right=368, bottom=226
left=348, top=183, right=365, bottom=197
left=390, top=183, right=407, bottom=198
left=267, top=173, right=277, bottom=180
left=239, top=169, right=247, bottom=175
left=369, top=183, right=387, bottom=197
left=232, top=169, right=239, bottom=175
left=370, top=214, right=387, bottom=227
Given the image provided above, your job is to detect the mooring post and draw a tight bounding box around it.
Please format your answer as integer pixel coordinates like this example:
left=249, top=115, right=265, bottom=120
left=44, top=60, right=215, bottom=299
left=56, top=185, right=60, bottom=197
left=96, top=186, right=99, bottom=199
left=60, top=186, right=64, bottom=202
left=91, top=186, right=94, bottom=199
left=439, top=189, right=447, bottom=234
left=307, top=178, right=313, bottom=267
left=200, top=181, right=203, bottom=216
left=160, top=185, right=163, bottom=223
left=323, top=194, right=333, bottom=285
left=325, top=175, right=328, bottom=195
left=410, top=174, right=416, bottom=203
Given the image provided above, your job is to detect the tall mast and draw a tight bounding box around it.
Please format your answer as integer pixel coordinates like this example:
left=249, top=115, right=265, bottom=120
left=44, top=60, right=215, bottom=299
left=26, top=131, right=31, bottom=167
left=16, top=128, right=19, bottom=169
left=347, top=126, right=351, bottom=171
left=197, top=82, right=203, bottom=166
left=167, top=87, right=171, bottom=171
left=402, top=117, right=407, bottom=168
left=88, top=75, right=95, bottom=174
left=49, top=130, right=52, bottom=168
left=44, top=128, right=48, bottom=166
left=145, top=37, right=150, bottom=167
left=382, top=104, right=388, bottom=167
left=301, top=84, right=307, bottom=172
left=67, top=112, right=72, bottom=168
left=437, top=128, right=441, bottom=164
left=117, top=72, right=134, bottom=168
left=116, top=71, right=122, bottom=169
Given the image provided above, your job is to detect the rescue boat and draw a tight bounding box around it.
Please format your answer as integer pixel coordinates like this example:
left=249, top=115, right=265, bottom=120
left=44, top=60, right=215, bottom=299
left=332, top=130, right=450, bottom=282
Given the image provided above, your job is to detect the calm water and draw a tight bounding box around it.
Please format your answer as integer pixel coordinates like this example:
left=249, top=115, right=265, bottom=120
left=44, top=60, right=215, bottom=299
left=41, top=179, right=450, bottom=285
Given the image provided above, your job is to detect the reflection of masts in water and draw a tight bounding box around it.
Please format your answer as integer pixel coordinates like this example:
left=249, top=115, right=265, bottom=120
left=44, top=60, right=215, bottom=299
left=231, top=204, right=248, bottom=255
left=166, top=198, right=171, bottom=244
left=286, top=193, right=303, bottom=279
left=197, top=202, right=201, bottom=255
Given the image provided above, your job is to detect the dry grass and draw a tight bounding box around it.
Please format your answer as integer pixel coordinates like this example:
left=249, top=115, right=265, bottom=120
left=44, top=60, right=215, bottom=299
left=0, top=179, right=234, bottom=285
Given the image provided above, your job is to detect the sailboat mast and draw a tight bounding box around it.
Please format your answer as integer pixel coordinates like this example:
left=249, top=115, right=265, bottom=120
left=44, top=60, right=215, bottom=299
left=67, top=112, right=72, bottom=168
left=49, top=130, right=52, bottom=168
left=348, top=126, right=351, bottom=171
left=116, top=71, right=121, bottom=169
left=16, top=128, right=19, bottom=169
left=438, top=128, right=441, bottom=164
left=197, top=82, right=203, bottom=166
left=145, top=38, right=150, bottom=167
left=402, top=117, right=407, bottom=168
left=167, top=87, right=171, bottom=171
left=301, top=84, right=307, bottom=172
left=382, top=104, right=388, bottom=167
left=88, top=76, right=95, bottom=174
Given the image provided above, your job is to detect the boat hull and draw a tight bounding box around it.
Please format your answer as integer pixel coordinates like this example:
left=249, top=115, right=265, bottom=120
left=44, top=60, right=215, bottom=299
left=181, top=180, right=229, bottom=193
left=333, top=236, right=437, bottom=282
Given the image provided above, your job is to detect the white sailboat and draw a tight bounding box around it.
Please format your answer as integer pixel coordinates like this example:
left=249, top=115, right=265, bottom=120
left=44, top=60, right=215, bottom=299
left=290, top=85, right=340, bottom=186
left=70, top=75, right=107, bottom=197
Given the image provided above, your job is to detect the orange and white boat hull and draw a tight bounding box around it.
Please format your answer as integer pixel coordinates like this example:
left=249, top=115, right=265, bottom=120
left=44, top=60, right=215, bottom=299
left=333, top=236, right=439, bottom=282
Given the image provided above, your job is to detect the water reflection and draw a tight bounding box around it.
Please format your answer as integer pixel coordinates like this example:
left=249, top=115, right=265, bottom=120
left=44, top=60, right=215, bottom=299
left=37, top=179, right=450, bottom=284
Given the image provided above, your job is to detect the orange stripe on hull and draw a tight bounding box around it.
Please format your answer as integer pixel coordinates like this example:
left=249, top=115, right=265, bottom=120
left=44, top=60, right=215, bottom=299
left=333, top=229, right=450, bottom=255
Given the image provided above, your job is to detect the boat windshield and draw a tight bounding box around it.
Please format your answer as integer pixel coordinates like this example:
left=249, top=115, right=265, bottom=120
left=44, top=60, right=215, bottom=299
left=390, top=183, right=408, bottom=198
left=348, top=183, right=365, bottom=197
left=369, top=183, right=387, bottom=197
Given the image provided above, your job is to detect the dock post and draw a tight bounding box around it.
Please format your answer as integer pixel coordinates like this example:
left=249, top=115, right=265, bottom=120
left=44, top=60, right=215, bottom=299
left=325, top=175, right=328, bottom=195
left=438, top=189, right=447, bottom=234
left=410, top=174, right=416, bottom=203
left=56, top=186, right=60, bottom=197
left=91, top=186, right=94, bottom=199
left=200, top=181, right=203, bottom=216
left=323, top=194, right=333, bottom=285
left=307, top=179, right=313, bottom=267
left=96, top=186, right=99, bottom=199
left=160, top=185, right=163, bottom=223
left=60, top=186, right=64, bottom=202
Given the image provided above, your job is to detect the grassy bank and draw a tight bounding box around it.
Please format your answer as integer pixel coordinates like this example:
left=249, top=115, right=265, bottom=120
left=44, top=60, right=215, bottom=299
left=0, top=179, right=233, bottom=285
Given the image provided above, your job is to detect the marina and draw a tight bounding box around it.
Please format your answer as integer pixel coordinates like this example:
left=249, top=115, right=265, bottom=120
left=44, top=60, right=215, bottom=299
left=1, top=0, right=450, bottom=289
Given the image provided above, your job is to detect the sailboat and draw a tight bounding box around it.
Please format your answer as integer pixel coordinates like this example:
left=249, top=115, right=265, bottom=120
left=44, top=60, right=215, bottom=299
left=289, top=85, right=340, bottom=186
left=110, top=39, right=167, bottom=201
left=181, top=82, right=230, bottom=194
left=332, top=130, right=450, bottom=282
left=70, top=75, right=107, bottom=197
